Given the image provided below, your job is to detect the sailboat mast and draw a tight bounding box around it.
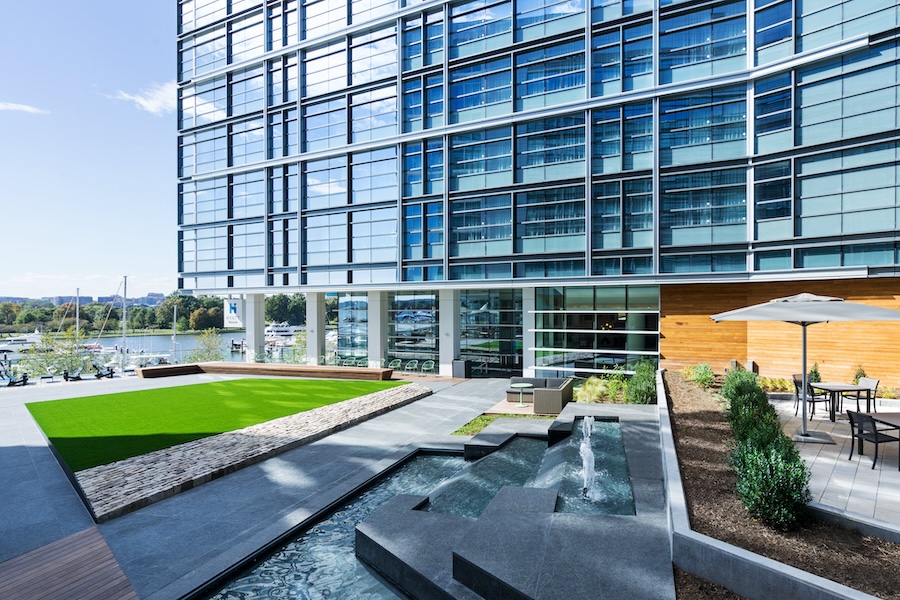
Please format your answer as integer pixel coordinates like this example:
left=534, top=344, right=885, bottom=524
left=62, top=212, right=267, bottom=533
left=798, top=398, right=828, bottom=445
left=122, top=276, right=127, bottom=354
left=172, top=304, right=177, bottom=362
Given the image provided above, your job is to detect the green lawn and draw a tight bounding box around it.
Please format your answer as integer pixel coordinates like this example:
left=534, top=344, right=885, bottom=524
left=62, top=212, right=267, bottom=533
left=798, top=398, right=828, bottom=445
left=26, top=378, right=406, bottom=472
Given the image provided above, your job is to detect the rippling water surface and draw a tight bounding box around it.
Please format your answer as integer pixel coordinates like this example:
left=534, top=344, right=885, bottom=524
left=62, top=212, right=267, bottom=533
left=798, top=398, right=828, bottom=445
left=209, top=454, right=465, bottom=599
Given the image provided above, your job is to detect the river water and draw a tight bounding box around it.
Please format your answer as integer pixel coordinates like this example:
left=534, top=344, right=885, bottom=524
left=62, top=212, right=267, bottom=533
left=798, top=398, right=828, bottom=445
left=91, top=331, right=252, bottom=364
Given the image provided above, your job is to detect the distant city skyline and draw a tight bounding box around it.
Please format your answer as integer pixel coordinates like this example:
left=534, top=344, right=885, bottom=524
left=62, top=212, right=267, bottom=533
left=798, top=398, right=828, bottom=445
left=0, top=3, right=176, bottom=301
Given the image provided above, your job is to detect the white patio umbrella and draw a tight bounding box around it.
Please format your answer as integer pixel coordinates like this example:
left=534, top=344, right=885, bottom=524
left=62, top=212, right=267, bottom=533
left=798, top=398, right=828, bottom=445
left=710, top=293, right=900, bottom=440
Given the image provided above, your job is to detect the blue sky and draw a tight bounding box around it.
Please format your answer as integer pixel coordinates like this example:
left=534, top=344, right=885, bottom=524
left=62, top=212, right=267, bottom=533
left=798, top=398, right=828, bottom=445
left=0, top=2, right=177, bottom=300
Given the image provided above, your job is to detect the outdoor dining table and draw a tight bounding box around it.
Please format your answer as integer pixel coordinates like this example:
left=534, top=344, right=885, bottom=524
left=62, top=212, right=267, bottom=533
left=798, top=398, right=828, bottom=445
left=864, top=412, right=900, bottom=428
left=810, top=382, right=872, bottom=422
left=855, top=412, right=900, bottom=455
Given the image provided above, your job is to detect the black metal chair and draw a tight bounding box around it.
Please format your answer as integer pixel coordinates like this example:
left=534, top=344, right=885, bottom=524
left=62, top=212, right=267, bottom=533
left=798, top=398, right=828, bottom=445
left=842, top=377, right=879, bottom=413
left=847, top=411, right=900, bottom=470
left=793, top=374, right=829, bottom=419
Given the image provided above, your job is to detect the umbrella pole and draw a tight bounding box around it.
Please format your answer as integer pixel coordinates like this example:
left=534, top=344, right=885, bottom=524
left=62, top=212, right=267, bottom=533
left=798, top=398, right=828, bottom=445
left=801, top=324, right=808, bottom=436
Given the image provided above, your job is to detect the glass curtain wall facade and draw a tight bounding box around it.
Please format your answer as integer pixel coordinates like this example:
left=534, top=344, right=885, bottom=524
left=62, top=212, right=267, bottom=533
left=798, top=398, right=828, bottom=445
left=178, top=0, right=900, bottom=376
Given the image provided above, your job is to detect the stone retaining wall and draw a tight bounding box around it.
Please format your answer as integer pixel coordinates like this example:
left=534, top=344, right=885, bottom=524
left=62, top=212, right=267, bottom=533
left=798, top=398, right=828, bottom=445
left=75, top=383, right=432, bottom=522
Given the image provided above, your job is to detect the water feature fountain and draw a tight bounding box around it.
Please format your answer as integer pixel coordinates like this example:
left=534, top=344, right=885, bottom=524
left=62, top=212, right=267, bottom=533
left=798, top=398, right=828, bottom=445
left=209, top=408, right=670, bottom=600
left=580, top=415, right=596, bottom=498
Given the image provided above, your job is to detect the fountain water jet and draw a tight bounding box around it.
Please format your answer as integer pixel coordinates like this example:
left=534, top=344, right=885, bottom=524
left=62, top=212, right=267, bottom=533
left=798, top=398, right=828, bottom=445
left=581, top=416, right=596, bottom=498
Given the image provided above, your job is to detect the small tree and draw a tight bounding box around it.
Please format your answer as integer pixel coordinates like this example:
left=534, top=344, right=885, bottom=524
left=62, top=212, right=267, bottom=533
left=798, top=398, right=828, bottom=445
left=852, top=364, right=867, bottom=385
left=808, top=362, right=821, bottom=383
left=18, top=331, right=94, bottom=377
left=183, top=328, right=226, bottom=363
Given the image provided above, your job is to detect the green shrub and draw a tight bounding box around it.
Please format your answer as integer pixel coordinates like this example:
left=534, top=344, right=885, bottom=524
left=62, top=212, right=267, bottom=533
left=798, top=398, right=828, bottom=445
left=808, top=362, right=821, bottom=383
left=731, top=441, right=810, bottom=530
left=605, top=365, right=628, bottom=401
left=625, top=359, right=657, bottom=404
left=690, top=363, right=715, bottom=388
left=720, top=366, right=810, bottom=530
left=574, top=376, right=605, bottom=403
left=852, top=365, right=867, bottom=385
left=727, top=390, right=776, bottom=442
left=720, top=368, right=759, bottom=401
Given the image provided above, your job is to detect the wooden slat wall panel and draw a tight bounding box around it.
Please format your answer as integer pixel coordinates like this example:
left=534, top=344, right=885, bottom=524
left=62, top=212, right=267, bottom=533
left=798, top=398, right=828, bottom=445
left=660, top=280, right=900, bottom=390
left=0, top=527, right=137, bottom=600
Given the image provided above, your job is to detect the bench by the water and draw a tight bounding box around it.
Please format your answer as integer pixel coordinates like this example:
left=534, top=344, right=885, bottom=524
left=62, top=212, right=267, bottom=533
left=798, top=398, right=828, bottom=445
left=136, top=361, right=395, bottom=381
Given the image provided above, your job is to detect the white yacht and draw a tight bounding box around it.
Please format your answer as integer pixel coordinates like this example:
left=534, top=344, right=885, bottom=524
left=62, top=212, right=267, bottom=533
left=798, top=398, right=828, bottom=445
left=0, top=330, right=42, bottom=354
left=265, top=322, right=303, bottom=345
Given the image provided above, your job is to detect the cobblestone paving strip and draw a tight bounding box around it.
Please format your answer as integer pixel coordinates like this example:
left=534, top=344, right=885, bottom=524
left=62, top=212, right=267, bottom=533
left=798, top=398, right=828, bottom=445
left=75, top=383, right=432, bottom=522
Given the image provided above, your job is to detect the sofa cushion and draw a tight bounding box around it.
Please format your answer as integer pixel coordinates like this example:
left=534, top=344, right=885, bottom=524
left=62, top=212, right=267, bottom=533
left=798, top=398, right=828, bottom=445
left=509, top=377, right=547, bottom=388
left=545, top=378, right=568, bottom=389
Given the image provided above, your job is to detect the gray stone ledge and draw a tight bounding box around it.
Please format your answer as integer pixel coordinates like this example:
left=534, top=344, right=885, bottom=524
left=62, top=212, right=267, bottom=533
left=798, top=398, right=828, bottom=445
left=658, top=369, right=879, bottom=600
left=75, top=383, right=432, bottom=521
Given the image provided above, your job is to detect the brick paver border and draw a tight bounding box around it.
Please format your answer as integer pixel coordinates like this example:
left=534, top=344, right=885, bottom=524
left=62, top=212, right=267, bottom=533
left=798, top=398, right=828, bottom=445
left=75, top=383, right=432, bottom=521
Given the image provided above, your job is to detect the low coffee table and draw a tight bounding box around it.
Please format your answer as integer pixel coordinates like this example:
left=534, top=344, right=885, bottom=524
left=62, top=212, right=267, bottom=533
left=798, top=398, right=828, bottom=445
left=509, top=382, right=533, bottom=408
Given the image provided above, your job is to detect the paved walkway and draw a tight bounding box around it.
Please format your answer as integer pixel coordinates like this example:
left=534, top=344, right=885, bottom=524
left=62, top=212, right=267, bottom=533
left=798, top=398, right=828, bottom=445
left=78, top=382, right=433, bottom=521
left=3, top=375, right=900, bottom=599
left=774, top=395, right=900, bottom=524
left=0, top=373, right=507, bottom=599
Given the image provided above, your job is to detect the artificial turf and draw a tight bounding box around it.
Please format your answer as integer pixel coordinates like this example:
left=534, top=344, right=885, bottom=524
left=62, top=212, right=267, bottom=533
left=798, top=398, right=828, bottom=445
left=26, top=378, right=406, bottom=472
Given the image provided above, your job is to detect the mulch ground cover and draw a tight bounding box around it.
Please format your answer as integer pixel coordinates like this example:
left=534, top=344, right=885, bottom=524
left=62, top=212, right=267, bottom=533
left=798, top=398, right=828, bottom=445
left=665, top=370, right=900, bottom=599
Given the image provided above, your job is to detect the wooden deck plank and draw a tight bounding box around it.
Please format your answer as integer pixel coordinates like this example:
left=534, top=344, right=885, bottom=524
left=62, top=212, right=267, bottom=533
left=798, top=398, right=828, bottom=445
left=0, top=527, right=136, bottom=599
left=138, top=360, right=395, bottom=381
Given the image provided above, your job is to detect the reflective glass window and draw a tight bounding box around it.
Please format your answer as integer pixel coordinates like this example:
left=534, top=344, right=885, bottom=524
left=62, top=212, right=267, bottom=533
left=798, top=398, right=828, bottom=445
left=230, top=118, right=266, bottom=166
left=304, top=41, right=347, bottom=98
left=516, top=114, right=585, bottom=183
left=404, top=139, right=444, bottom=197
left=449, top=0, right=512, bottom=60
left=449, top=193, right=512, bottom=257
left=592, top=102, right=652, bottom=174
left=306, top=212, right=348, bottom=266
left=516, top=0, right=584, bottom=42
left=180, top=25, right=226, bottom=80
left=269, top=164, right=299, bottom=214
left=516, top=186, right=585, bottom=254
left=304, top=0, right=346, bottom=40
left=351, top=85, right=398, bottom=142
left=516, top=40, right=585, bottom=110
left=660, top=168, right=747, bottom=246
left=659, top=1, right=747, bottom=84
left=267, top=54, right=298, bottom=106
left=352, top=147, right=399, bottom=205
left=449, top=126, right=513, bottom=191
left=180, top=75, right=226, bottom=129
left=351, top=207, right=399, bottom=263
left=305, top=155, right=348, bottom=210
left=591, top=22, right=652, bottom=96
left=449, top=57, right=512, bottom=124
left=352, top=0, right=397, bottom=25
left=304, top=98, right=346, bottom=151
left=267, top=1, right=299, bottom=50
left=351, top=26, right=398, bottom=85
left=659, top=84, right=747, bottom=167
left=230, top=64, right=265, bottom=116
left=180, top=0, right=227, bottom=33
left=268, top=108, right=298, bottom=158
left=230, top=11, right=265, bottom=64
left=230, top=170, right=266, bottom=219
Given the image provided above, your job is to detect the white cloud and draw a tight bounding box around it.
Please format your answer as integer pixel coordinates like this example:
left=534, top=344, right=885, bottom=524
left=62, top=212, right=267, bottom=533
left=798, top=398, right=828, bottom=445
left=0, top=102, right=49, bottom=114
left=111, top=81, right=177, bottom=116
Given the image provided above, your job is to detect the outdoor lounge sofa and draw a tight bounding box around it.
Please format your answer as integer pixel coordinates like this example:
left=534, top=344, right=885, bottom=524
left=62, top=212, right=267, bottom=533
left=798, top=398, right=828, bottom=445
left=505, top=376, right=575, bottom=415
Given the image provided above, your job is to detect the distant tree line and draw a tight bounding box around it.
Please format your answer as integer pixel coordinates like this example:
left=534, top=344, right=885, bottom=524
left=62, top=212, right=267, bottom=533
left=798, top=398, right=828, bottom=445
left=0, top=292, right=315, bottom=336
